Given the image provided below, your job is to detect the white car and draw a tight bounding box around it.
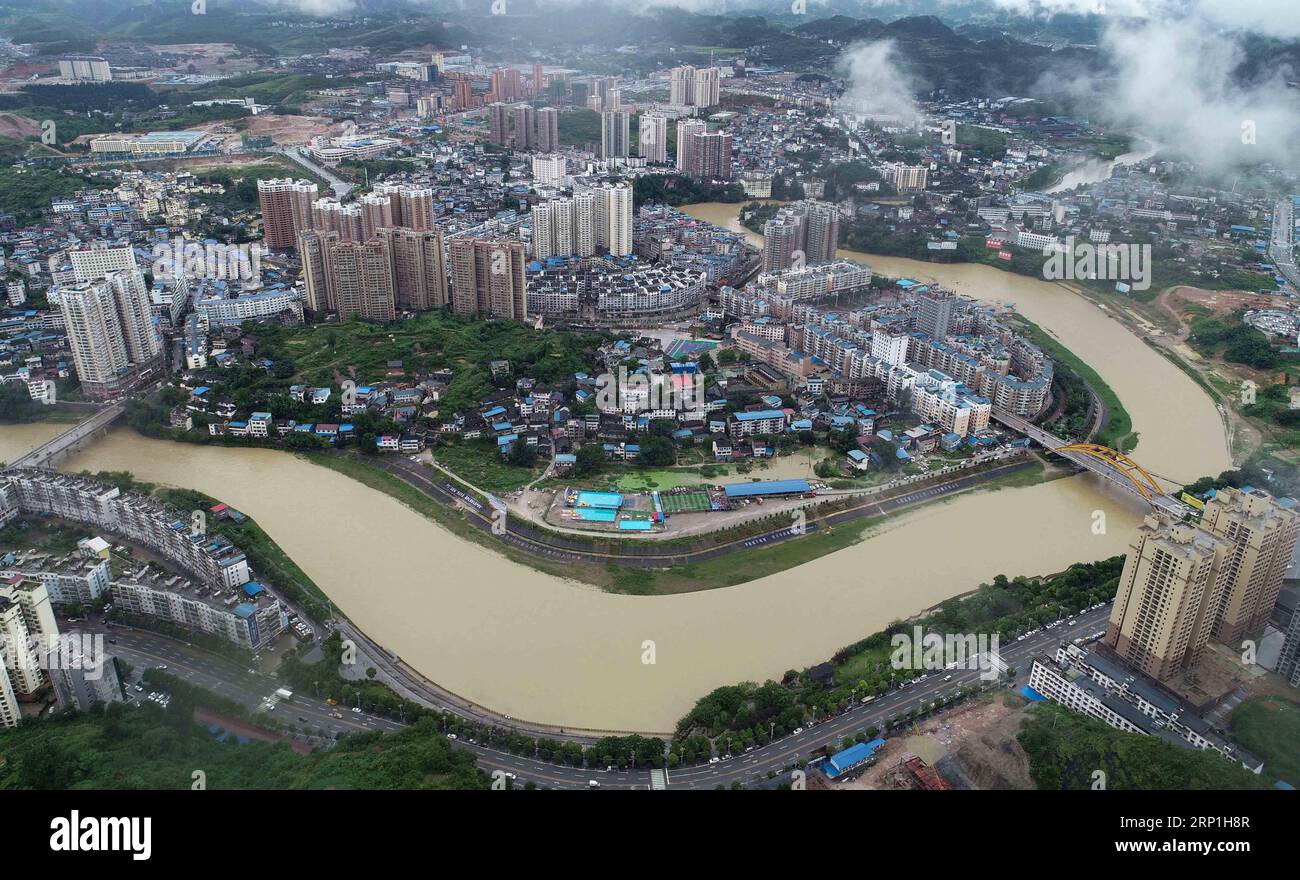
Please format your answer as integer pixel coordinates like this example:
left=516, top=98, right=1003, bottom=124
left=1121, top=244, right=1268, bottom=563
left=793, top=727, right=804, bottom=734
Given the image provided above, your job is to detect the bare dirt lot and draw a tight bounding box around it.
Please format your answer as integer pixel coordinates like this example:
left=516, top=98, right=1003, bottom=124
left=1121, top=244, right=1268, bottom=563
left=236, top=113, right=338, bottom=147
left=0, top=112, right=40, bottom=139
left=150, top=43, right=260, bottom=75
left=831, top=693, right=1037, bottom=790
left=1157, top=285, right=1288, bottom=329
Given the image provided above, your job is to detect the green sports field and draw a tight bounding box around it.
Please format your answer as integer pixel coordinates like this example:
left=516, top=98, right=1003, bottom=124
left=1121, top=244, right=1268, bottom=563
left=660, top=489, right=712, bottom=514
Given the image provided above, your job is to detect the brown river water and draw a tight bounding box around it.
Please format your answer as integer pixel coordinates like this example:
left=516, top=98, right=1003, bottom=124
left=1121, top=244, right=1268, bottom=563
left=0, top=203, right=1229, bottom=732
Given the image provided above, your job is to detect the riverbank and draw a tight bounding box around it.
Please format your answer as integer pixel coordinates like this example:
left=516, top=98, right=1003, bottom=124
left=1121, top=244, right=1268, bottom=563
left=1009, top=313, right=1135, bottom=452
left=53, top=428, right=1146, bottom=732
left=319, top=447, right=1058, bottom=595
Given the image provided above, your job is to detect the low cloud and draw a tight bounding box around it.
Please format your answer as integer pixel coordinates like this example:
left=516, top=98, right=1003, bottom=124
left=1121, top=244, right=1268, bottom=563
left=1060, top=17, right=1300, bottom=173
left=261, top=0, right=357, bottom=16
left=835, top=40, right=920, bottom=122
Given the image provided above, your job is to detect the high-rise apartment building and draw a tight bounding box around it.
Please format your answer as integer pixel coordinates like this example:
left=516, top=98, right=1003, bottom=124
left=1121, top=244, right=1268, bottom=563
left=512, top=103, right=536, bottom=151
left=372, top=184, right=436, bottom=231
left=376, top=227, right=448, bottom=312
left=676, top=120, right=706, bottom=171
left=531, top=154, right=567, bottom=186
left=601, top=110, right=630, bottom=159
left=915, top=288, right=956, bottom=340
left=59, top=268, right=162, bottom=399
left=670, top=65, right=722, bottom=107
left=802, top=201, right=839, bottom=264
left=639, top=114, right=668, bottom=164
left=0, top=579, right=60, bottom=717
left=448, top=237, right=527, bottom=320
left=59, top=55, right=111, bottom=82
left=488, top=102, right=511, bottom=147
left=763, top=211, right=805, bottom=273
left=358, top=193, right=395, bottom=240
left=68, top=244, right=136, bottom=283
left=328, top=238, right=397, bottom=323
left=1200, top=487, right=1300, bottom=644
left=572, top=191, right=596, bottom=258
left=693, top=66, right=721, bottom=108
left=670, top=65, right=695, bottom=106
left=1106, top=487, right=1299, bottom=682
left=677, top=127, right=731, bottom=179
left=298, top=230, right=336, bottom=314
left=1278, top=600, right=1300, bottom=688
left=761, top=201, right=836, bottom=272
left=536, top=107, right=559, bottom=153
left=258, top=178, right=318, bottom=251
left=889, top=163, right=930, bottom=192
left=311, top=198, right=364, bottom=242
left=491, top=67, right=522, bottom=102
left=591, top=182, right=633, bottom=258
left=1105, top=514, right=1227, bottom=681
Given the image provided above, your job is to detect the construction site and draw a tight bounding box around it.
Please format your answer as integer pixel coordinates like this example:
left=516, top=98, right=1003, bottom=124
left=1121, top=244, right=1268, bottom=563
left=817, top=693, right=1040, bottom=791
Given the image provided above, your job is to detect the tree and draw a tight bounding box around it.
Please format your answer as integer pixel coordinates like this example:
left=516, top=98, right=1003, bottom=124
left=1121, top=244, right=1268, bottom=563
left=637, top=434, right=675, bottom=467
left=0, top=380, right=35, bottom=422
left=575, top=443, right=605, bottom=476
left=507, top=440, right=537, bottom=468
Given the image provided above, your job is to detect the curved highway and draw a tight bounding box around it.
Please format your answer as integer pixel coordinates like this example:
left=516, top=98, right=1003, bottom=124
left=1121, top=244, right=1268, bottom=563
left=98, top=604, right=1114, bottom=789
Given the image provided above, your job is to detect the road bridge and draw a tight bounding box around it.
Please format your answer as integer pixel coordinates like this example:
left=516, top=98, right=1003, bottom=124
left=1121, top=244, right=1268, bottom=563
left=991, top=408, right=1187, bottom=516
left=7, top=403, right=125, bottom=469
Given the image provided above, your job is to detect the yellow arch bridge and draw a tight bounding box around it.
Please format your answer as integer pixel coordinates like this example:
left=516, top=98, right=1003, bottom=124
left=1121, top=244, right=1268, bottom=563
left=1055, top=443, right=1165, bottom=503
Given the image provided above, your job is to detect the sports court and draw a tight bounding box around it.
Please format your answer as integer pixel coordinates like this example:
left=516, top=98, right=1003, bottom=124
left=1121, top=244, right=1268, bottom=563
left=659, top=488, right=712, bottom=514
left=664, top=338, right=719, bottom=360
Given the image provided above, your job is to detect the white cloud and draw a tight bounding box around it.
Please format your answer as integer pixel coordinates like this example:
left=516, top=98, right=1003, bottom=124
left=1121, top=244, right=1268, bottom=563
left=836, top=39, right=921, bottom=122
left=1065, top=17, right=1300, bottom=172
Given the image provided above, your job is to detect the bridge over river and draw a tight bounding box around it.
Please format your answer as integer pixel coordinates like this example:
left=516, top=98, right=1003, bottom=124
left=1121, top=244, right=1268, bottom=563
left=7, top=403, right=126, bottom=469
left=992, top=408, right=1188, bottom=517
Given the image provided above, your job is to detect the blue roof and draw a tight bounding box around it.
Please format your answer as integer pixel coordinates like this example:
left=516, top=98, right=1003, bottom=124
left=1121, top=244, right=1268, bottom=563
left=734, top=409, right=786, bottom=422
left=723, top=479, right=810, bottom=498
left=824, top=738, right=886, bottom=779
left=242, top=581, right=266, bottom=597
left=576, top=491, right=624, bottom=509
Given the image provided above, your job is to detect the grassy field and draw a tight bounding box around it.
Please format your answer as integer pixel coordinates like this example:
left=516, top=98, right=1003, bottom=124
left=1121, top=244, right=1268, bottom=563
left=1230, top=696, right=1300, bottom=786
left=431, top=441, right=542, bottom=493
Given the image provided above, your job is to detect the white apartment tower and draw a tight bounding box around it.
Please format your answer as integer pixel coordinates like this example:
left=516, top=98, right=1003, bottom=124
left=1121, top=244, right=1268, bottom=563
left=639, top=114, right=668, bottom=164
left=59, top=268, right=162, bottom=399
